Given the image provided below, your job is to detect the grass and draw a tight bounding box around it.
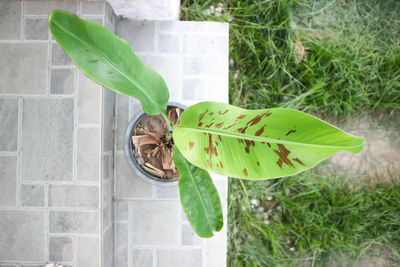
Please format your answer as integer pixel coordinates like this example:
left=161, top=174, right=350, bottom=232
left=181, top=0, right=400, bottom=266
left=228, top=173, right=400, bottom=266
left=181, top=0, right=400, bottom=118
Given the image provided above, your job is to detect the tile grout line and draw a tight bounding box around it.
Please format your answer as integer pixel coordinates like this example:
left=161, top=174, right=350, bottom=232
left=17, top=98, right=22, bottom=209
left=20, top=1, right=24, bottom=42
left=16, top=0, right=24, bottom=211
left=45, top=183, right=49, bottom=262
left=153, top=248, right=157, bottom=267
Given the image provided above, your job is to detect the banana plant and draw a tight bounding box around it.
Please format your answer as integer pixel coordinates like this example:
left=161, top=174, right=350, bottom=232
left=49, top=11, right=364, bottom=238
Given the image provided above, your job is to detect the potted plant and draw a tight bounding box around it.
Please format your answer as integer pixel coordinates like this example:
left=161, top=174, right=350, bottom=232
left=48, top=11, right=364, bottom=238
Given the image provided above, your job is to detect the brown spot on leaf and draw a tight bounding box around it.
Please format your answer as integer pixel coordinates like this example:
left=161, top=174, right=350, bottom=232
left=293, top=157, right=305, bottom=166
left=223, top=123, right=237, bottom=130
left=237, top=126, right=248, bottom=134
left=220, top=161, right=224, bottom=168
left=244, top=140, right=255, bottom=153
left=243, top=168, right=248, bottom=176
left=198, top=122, right=203, bottom=127
left=267, top=143, right=271, bottom=147
left=274, top=144, right=294, bottom=169
left=236, top=115, right=246, bottom=119
left=255, top=124, right=266, bottom=136
left=209, top=112, right=214, bottom=116
left=204, top=134, right=218, bottom=168
left=189, top=141, right=194, bottom=150
left=205, top=122, right=214, bottom=128
left=215, top=141, right=218, bottom=146
left=257, top=161, right=260, bottom=166
left=222, top=109, right=229, bottom=115
left=218, top=135, right=222, bottom=142
left=286, top=129, right=296, bottom=136
left=246, top=112, right=272, bottom=127
left=215, top=122, right=224, bottom=128
left=199, top=109, right=208, bottom=121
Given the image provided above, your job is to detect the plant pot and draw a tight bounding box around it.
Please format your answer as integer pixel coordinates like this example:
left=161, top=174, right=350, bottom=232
left=124, top=101, right=186, bottom=185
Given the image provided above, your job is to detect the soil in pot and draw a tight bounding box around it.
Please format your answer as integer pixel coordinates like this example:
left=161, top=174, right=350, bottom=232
left=131, top=106, right=182, bottom=180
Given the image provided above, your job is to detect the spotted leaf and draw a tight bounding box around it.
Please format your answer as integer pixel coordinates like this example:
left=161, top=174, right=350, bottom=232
left=173, top=102, right=364, bottom=179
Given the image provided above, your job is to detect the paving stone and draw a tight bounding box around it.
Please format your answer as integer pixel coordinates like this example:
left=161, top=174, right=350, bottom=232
left=21, top=264, right=69, bottom=267
left=115, top=154, right=153, bottom=199
left=21, top=98, right=73, bottom=181
left=116, top=94, right=129, bottom=151
left=49, top=236, right=73, bottom=262
left=24, top=18, right=48, bottom=40
left=0, top=1, right=21, bottom=40
left=20, top=184, right=44, bottom=207
left=50, top=69, right=75, bottom=95
left=157, top=33, right=180, bottom=53
left=205, top=22, right=229, bottom=33
left=105, top=2, right=116, bottom=32
left=155, top=186, right=178, bottom=199
left=111, top=0, right=180, bottom=20
left=102, top=225, right=114, bottom=267
left=102, top=202, right=111, bottom=230
left=157, top=249, right=202, bottom=267
left=115, top=222, right=128, bottom=267
left=25, top=1, right=77, bottom=15
left=0, top=99, right=18, bottom=152
left=132, top=249, right=153, bottom=267
left=81, top=2, right=105, bottom=15
left=139, top=55, right=180, bottom=97
left=213, top=176, right=227, bottom=199
left=52, top=43, right=72, bottom=66
left=76, top=128, right=100, bottom=181
left=204, top=77, right=229, bottom=102
left=0, top=210, right=45, bottom=261
left=77, top=236, right=99, bottom=267
left=156, top=21, right=204, bottom=33
left=102, top=179, right=112, bottom=206
left=48, top=184, right=99, bottom=209
left=118, top=19, right=155, bottom=52
left=0, top=43, right=47, bottom=95
left=0, top=156, right=17, bottom=206
left=183, top=35, right=228, bottom=55
left=131, top=200, right=178, bottom=245
left=205, top=223, right=227, bottom=267
left=77, top=72, right=102, bottom=124
left=183, top=79, right=202, bottom=100
left=103, top=154, right=110, bottom=180
left=114, top=201, right=129, bottom=221
left=103, top=89, right=115, bottom=153
left=181, top=224, right=202, bottom=246
left=183, top=56, right=228, bottom=76
left=49, top=211, right=99, bottom=234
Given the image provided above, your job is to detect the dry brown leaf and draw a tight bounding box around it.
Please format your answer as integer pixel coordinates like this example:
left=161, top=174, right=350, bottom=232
left=143, top=163, right=165, bottom=178
left=132, top=135, right=158, bottom=157
left=294, top=39, right=307, bottom=64
left=161, top=146, right=174, bottom=170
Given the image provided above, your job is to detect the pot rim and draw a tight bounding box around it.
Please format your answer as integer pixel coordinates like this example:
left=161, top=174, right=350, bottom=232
left=124, top=101, right=187, bottom=186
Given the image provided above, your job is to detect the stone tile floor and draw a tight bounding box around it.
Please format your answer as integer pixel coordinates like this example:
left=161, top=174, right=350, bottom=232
left=0, top=1, right=229, bottom=266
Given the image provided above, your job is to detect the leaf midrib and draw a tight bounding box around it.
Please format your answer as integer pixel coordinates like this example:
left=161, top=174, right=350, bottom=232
left=51, top=15, right=161, bottom=112
left=180, top=157, right=214, bottom=234
left=173, top=125, right=364, bottom=150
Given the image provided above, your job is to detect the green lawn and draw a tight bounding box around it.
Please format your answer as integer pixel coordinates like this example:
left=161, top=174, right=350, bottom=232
left=182, top=0, right=400, bottom=266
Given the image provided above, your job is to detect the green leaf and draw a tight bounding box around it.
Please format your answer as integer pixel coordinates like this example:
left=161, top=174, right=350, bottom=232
left=48, top=11, right=169, bottom=115
left=174, top=146, right=223, bottom=238
left=173, top=101, right=364, bottom=179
